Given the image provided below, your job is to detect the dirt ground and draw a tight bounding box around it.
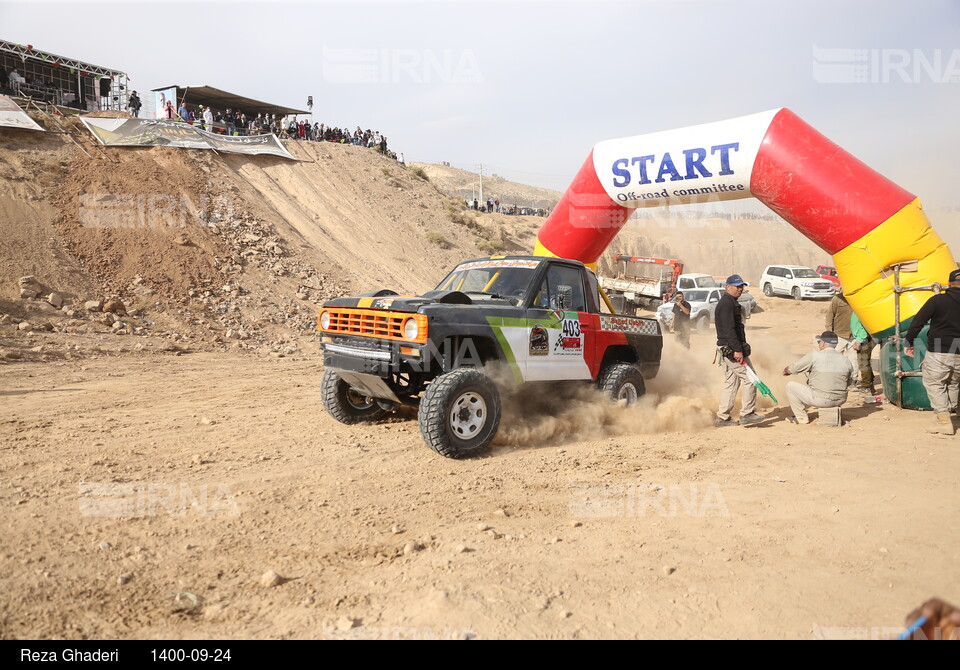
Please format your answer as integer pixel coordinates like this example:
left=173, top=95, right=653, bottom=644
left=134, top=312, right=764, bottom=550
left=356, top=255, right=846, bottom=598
left=2, top=293, right=957, bottom=640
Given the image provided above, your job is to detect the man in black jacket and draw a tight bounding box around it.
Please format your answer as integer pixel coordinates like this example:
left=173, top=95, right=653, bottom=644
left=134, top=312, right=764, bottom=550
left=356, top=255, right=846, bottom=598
left=715, top=274, right=763, bottom=427
left=904, top=268, right=960, bottom=435
left=127, top=91, right=142, bottom=118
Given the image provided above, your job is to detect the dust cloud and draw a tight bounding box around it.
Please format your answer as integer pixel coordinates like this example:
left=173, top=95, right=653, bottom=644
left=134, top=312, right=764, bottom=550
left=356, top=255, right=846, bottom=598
left=489, top=325, right=808, bottom=448
left=492, top=336, right=721, bottom=447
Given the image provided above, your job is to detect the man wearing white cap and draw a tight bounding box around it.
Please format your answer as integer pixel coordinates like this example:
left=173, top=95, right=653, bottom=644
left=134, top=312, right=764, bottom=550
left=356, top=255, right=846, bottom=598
left=782, top=331, right=855, bottom=424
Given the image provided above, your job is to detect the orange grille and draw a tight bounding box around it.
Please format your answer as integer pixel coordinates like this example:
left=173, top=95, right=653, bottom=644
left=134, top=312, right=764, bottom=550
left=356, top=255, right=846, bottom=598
left=318, top=308, right=428, bottom=344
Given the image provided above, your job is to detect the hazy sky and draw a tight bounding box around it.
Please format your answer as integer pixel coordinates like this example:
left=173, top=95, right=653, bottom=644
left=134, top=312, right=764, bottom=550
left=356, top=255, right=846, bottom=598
left=3, top=0, right=959, bottom=208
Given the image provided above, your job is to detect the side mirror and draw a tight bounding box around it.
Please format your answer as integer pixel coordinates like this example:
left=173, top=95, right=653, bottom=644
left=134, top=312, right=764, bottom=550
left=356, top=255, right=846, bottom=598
left=709, top=296, right=719, bottom=303
left=555, top=285, right=573, bottom=310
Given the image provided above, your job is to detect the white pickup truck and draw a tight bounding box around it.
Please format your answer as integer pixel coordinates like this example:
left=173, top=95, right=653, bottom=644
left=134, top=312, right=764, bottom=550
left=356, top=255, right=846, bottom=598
left=675, top=273, right=721, bottom=292
left=657, top=286, right=756, bottom=333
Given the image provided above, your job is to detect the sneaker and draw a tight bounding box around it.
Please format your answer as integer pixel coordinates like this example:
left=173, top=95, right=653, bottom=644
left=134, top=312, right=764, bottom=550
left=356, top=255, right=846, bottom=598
left=715, top=417, right=737, bottom=428
left=856, top=387, right=877, bottom=395
left=738, top=412, right=764, bottom=426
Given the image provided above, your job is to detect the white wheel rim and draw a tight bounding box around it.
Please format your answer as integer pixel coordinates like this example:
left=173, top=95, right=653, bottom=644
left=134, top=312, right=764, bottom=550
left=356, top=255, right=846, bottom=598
left=450, top=391, right=487, bottom=438
left=618, top=382, right=638, bottom=404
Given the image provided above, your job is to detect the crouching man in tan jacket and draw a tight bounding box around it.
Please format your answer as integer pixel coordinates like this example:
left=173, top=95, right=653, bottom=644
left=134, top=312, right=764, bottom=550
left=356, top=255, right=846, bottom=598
left=782, top=331, right=855, bottom=424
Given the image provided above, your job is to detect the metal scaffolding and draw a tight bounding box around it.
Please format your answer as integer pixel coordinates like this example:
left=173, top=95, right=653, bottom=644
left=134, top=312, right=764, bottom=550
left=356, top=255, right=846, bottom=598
left=888, top=260, right=941, bottom=407
left=0, top=39, right=129, bottom=112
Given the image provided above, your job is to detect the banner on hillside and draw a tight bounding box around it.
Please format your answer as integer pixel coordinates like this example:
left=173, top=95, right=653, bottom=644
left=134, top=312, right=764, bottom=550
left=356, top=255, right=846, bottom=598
left=79, top=117, right=296, bottom=160
left=0, top=95, right=44, bottom=131
left=195, top=127, right=294, bottom=157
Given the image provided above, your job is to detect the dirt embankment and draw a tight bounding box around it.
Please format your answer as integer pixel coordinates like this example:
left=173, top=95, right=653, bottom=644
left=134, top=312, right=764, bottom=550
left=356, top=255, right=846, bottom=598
left=0, top=114, right=543, bottom=362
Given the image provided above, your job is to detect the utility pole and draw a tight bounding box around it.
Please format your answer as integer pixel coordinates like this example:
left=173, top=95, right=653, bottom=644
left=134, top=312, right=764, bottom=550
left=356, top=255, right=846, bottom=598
left=477, top=163, right=485, bottom=210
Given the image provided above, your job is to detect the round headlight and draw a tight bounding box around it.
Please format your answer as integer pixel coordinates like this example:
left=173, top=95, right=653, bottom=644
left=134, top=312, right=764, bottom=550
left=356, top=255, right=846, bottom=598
left=320, top=311, right=331, bottom=330
left=403, top=318, right=419, bottom=340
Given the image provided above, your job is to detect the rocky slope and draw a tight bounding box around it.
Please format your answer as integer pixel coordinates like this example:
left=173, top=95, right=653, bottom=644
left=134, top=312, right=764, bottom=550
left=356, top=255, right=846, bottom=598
left=0, top=111, right=542, bottom=362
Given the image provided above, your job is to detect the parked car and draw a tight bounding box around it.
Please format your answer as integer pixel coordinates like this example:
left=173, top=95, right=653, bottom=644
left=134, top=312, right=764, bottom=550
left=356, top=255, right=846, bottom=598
left=759, top=265, right=836, bottom=300
left=657, top=288, right=754, bottom=333
left=816, top=265, right=841, bottom=289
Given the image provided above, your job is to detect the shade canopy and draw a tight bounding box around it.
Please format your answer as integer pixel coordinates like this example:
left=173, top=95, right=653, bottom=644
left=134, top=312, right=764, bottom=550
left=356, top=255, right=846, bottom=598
left=151, top=85, right=309, bottom=116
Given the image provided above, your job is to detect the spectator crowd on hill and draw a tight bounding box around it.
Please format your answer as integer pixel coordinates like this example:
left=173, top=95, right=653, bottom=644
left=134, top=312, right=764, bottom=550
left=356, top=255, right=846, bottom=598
left=466, top=198, right=550, bottom=217
left=148, top=100, right=402, bottom=162
left=283, top=120, right=401, bottom=161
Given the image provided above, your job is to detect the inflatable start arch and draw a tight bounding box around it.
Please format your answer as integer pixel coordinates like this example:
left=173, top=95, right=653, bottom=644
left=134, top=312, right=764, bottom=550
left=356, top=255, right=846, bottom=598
left=535, top=109, right=956, bottom=409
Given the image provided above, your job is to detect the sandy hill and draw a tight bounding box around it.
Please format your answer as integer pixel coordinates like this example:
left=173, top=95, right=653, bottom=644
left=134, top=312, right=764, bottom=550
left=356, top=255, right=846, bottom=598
left=0, top=112, right=544, bottom=357
left=410, top=162, right=562, bottom=209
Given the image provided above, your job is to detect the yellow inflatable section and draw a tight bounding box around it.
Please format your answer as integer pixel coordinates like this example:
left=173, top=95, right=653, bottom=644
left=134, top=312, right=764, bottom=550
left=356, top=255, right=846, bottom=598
left=833, top=198, right=955, bottom=338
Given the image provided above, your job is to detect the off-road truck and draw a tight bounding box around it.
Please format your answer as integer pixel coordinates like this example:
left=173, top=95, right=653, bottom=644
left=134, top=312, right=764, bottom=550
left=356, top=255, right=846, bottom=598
left=317, top=256, right=662, bottom=458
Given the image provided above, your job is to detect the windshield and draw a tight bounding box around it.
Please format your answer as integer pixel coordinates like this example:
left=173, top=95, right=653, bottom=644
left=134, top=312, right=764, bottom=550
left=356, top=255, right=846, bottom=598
left=794, top=268, right=819, bottom=278
left=696, top=277, right=721, bottom=287
left=436, top=259, right=540, bottom=302
left=682, top=290, right=709, bottom=302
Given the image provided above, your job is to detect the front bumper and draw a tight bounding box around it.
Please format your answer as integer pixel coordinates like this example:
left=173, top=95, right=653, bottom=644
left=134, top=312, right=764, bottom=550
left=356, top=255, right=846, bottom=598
left=799, top=288, right=836, bottom=298
left=323, top=340, right=394, bottom=375
left=321, top=336, right=423, bottom=377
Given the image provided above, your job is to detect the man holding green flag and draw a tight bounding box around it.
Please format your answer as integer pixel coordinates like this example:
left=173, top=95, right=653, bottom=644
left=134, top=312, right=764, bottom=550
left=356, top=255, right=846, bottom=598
left=714, top=274, right=764, bottom=427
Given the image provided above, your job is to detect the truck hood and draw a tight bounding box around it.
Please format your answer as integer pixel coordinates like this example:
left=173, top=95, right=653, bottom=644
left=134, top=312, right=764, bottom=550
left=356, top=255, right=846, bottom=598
left=323, top=289, right=515, bottom=312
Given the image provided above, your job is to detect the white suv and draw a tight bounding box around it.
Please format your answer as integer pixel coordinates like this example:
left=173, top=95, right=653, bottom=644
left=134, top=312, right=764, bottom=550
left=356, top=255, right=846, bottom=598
left=759, top=265, right=836, bottom=300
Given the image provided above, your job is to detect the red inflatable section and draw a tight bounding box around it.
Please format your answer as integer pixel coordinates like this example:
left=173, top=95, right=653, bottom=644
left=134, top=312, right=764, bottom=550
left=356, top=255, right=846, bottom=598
left=535, top=149, right=633, bottom=264
left=749, top=109, right=915, bottom=255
